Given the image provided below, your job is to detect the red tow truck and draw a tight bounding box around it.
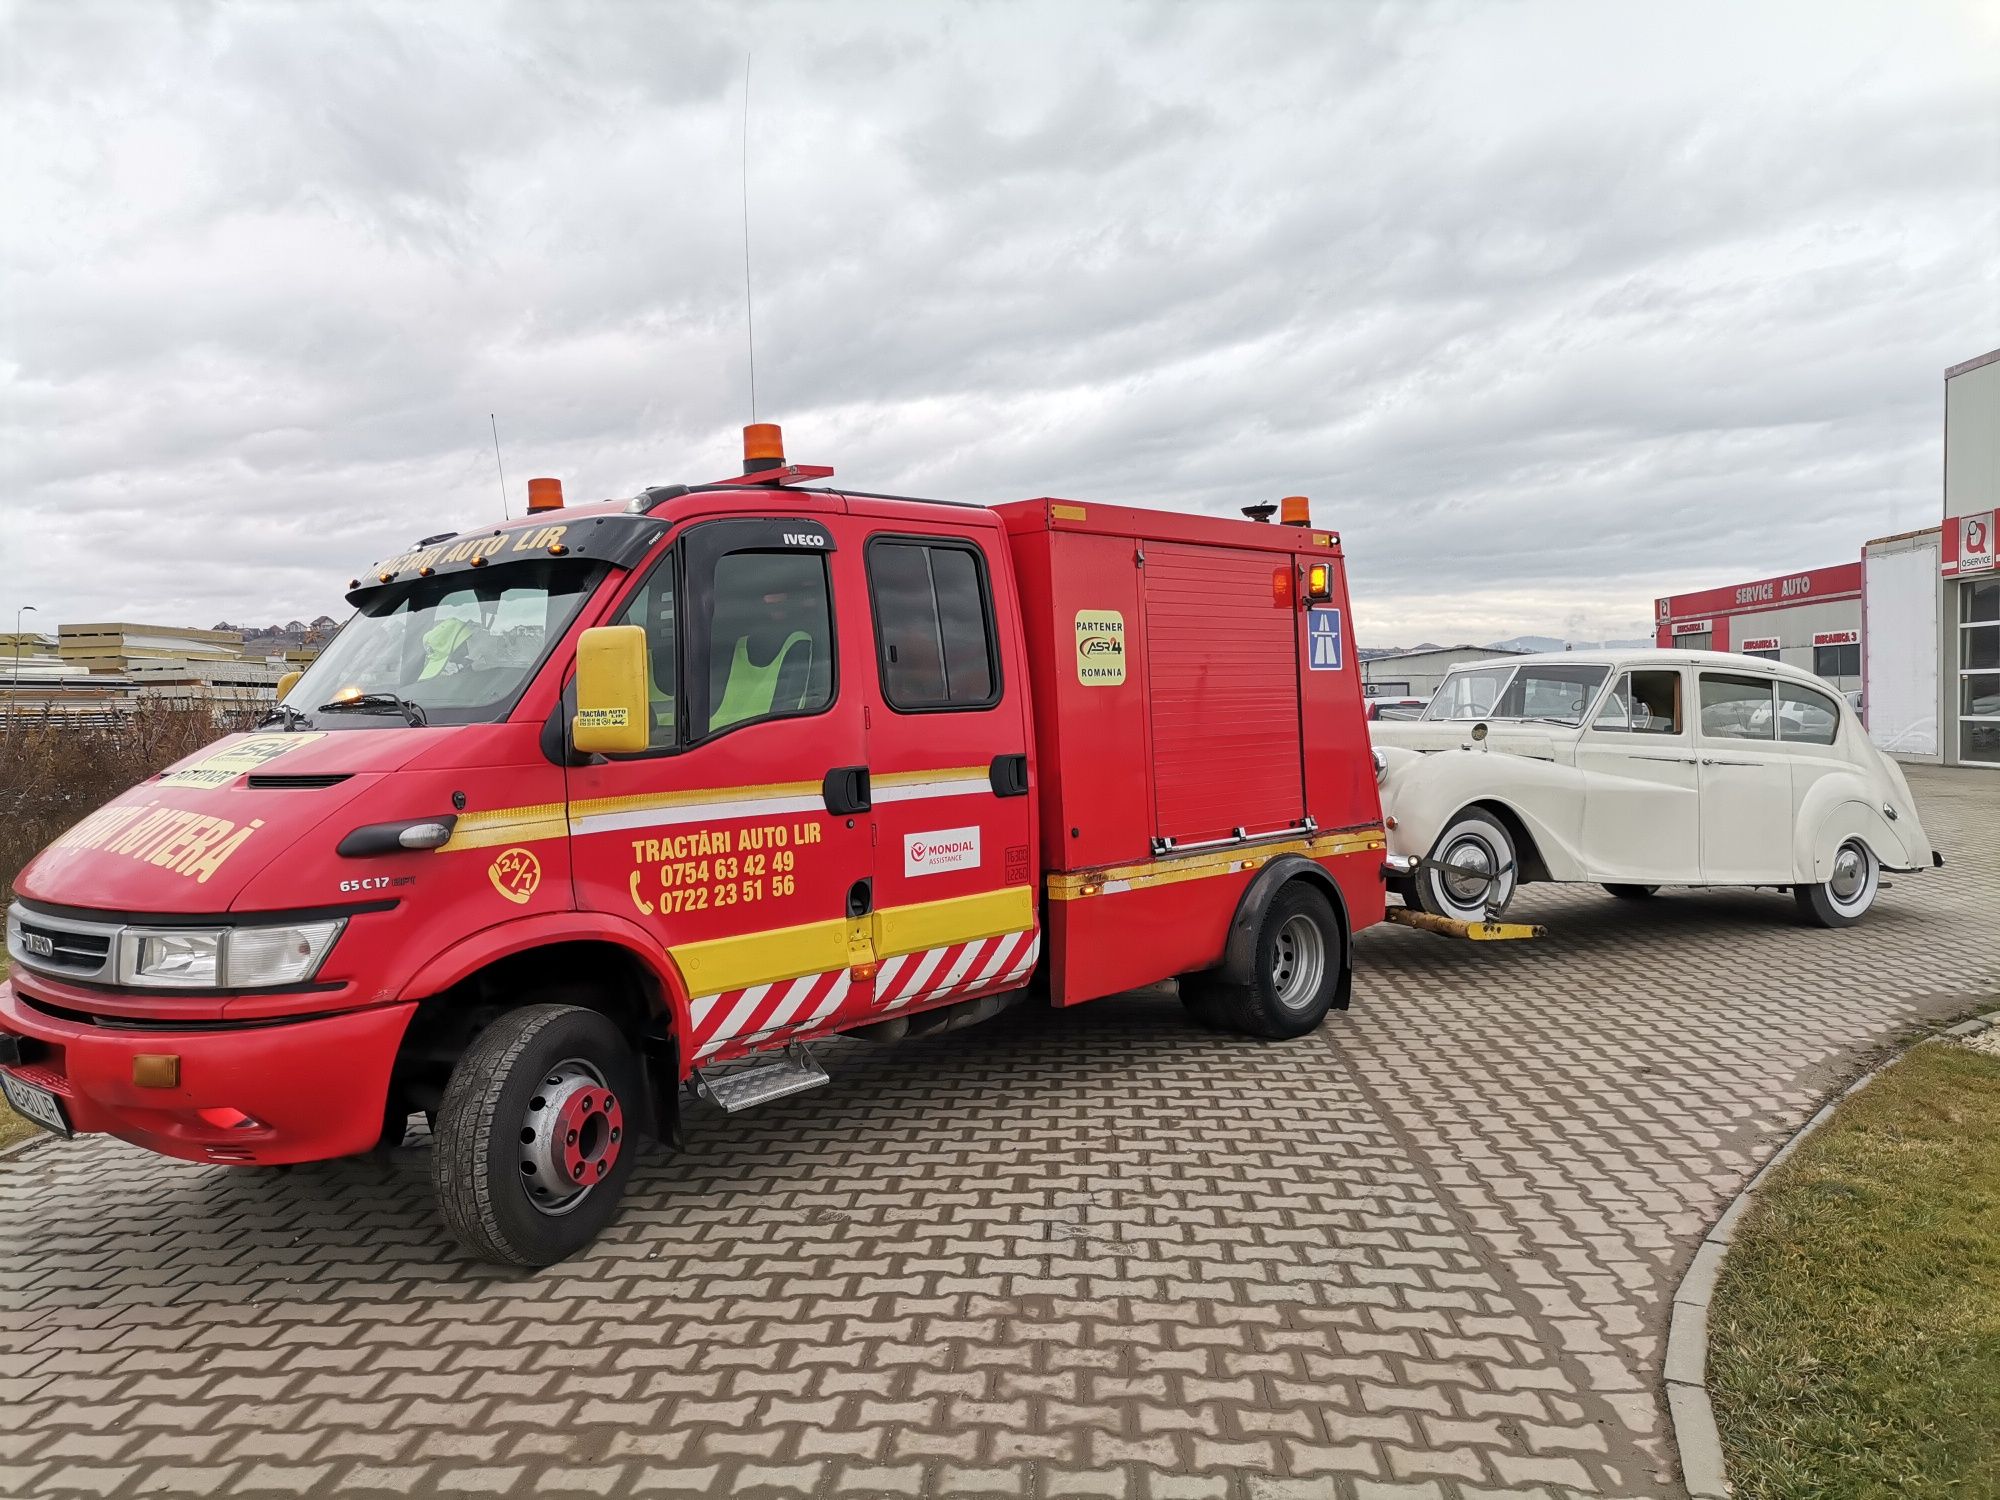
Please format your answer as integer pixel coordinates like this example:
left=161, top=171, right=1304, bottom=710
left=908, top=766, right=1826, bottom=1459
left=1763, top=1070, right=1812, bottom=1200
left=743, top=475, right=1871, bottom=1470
left=2, top=428, right=1386, bottom=1264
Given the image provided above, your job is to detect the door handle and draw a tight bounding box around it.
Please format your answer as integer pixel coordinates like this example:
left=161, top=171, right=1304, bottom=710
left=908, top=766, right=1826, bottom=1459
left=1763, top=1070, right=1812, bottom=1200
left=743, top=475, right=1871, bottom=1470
left=988, top=753, right=1029, bottom=797
left=822, top=766, right=871, bottom=815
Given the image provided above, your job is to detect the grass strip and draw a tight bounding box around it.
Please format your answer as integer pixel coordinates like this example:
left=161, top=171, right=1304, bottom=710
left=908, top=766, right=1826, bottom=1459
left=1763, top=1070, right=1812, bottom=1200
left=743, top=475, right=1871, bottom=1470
left=1708, top=1040, right=2000, bottom=1500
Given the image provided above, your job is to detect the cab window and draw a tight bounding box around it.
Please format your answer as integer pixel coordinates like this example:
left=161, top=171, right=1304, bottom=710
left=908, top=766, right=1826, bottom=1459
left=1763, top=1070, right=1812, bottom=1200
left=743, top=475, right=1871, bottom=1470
left=867, top=538, right=1000, bottom=711
left=1777, top=681, right=1840, bottom=745
left=1593, top=669, right=1683, bottom=734
left=609, top=550, right=680, bottom=750
left=703, top=550, right=834, bottom=735
left=1699, top=673, right=1777, bottom=740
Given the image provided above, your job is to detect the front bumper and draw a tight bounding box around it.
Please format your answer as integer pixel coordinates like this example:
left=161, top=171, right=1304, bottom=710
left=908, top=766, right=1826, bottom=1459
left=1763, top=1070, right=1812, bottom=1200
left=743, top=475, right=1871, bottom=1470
left=0, top=977, right=414, bottom=1165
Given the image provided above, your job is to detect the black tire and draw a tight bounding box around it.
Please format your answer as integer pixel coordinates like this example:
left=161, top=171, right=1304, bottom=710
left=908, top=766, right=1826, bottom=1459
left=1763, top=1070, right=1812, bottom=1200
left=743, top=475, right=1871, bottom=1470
left=1602, top=884, right=1659, bottom=901
left=432, top=1003, right=641, bottom=1267
left=1413, top=810, right=1518, bottom=921
left=1200, top=883, right=1346, bottom=1041
left=1794, top=839, right=1880, bottom=929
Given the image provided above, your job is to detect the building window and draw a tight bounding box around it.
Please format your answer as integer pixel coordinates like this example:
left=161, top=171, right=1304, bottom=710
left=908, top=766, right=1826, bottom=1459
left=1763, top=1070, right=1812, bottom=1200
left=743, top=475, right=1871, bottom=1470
left=1676, top=630, right=1713, bottom=651
left=1961, top=577, right=2000, bottom=765
left=1742, top=647, right=1779, bottom=662
left=1812, top=643, right=1860, bottom=679
left=867, top=538, right=1001, bottom=711
left=1367, top=680, right=1412, bottom=697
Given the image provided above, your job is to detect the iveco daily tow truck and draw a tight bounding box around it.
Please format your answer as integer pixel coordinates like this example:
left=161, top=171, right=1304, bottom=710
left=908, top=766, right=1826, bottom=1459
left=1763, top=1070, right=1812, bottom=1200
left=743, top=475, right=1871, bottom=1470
left=2, top=428, right=1387, bottom=1264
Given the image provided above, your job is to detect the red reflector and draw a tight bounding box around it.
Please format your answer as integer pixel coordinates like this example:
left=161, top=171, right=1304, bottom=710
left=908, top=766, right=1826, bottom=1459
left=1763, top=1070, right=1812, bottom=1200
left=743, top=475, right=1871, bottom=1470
left=196, top=1106, right=254, bottom=1130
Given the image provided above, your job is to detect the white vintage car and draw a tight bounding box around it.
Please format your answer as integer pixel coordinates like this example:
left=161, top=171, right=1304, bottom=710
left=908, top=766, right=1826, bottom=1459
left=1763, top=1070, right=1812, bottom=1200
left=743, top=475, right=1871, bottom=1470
left=1371, top=650, right=1938, bottom=927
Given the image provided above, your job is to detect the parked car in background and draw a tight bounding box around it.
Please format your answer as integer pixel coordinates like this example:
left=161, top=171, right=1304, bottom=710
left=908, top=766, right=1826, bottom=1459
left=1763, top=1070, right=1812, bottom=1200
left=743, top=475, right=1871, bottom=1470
left=1364, top=696, right=1428, bottom=721
left=1370, top=650, right=1937, bottom=927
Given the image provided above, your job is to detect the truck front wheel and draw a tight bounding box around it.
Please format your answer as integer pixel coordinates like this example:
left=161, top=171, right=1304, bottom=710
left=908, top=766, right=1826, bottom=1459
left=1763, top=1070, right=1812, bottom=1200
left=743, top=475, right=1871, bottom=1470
left=432, top=1003, right=642, bottom=1266
left=1185, top=883, right=1346, bottom=1041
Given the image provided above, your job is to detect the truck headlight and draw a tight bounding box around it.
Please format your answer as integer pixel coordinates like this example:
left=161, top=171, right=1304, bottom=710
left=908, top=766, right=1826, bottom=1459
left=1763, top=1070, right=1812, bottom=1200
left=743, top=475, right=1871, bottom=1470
left=115, top=920, right=345, bottom=989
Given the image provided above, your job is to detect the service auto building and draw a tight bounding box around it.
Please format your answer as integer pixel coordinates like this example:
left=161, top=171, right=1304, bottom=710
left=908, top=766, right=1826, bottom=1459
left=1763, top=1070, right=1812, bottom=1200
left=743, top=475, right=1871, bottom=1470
left=1653, top=563, right=1863, bottom=694
left=1863, top=348, right=2000, bottom=767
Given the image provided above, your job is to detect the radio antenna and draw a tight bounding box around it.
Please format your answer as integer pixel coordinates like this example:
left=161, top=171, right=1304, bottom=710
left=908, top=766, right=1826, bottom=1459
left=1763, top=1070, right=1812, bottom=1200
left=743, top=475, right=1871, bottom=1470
left=740, top=52, right=758, bottom=423
left=489, top=412, right=511, bottom=519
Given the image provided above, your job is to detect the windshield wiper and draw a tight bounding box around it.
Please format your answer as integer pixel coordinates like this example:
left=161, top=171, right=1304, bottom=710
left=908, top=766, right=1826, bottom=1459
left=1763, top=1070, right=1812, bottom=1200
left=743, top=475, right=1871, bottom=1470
left=317, top=692, right=428, bottom=727
left=258, top=702, right=312, bottom=731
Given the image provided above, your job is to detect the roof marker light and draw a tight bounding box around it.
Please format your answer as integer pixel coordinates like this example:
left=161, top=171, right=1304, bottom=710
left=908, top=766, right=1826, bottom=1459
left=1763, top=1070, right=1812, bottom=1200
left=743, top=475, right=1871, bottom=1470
left=743, top=422, right=785, bottom=474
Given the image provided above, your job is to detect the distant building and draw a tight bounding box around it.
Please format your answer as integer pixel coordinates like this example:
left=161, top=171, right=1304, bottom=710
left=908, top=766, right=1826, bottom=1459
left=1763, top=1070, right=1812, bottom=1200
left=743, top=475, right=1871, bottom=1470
left=4, top=621, right=296, bottom=724
left=1360, top=645, right=1525, bottom=701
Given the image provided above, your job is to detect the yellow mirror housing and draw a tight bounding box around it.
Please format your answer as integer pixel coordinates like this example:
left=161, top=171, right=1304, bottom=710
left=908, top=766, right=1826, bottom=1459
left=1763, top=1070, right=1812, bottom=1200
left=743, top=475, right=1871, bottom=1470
left=572, top=625, right=651, bottom=755
left=274, top=669, right=302, bottom=701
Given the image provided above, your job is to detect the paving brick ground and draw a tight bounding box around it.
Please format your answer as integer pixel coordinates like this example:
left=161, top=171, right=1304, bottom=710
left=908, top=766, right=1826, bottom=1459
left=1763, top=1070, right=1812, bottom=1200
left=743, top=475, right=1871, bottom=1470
left=2, top=765, right=1995, bottom=1500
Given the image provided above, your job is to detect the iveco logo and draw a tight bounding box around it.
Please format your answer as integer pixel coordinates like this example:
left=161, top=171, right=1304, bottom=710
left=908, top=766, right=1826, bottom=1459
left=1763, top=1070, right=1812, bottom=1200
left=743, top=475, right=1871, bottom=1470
left=22, top=933, right=54, bottom=957
left=782, top=532, right=826, bottom=547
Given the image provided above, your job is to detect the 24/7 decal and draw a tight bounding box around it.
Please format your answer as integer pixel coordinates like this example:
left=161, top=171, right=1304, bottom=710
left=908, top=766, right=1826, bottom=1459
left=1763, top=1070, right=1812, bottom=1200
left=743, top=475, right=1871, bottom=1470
left=488, top=847, right=541, bottom=904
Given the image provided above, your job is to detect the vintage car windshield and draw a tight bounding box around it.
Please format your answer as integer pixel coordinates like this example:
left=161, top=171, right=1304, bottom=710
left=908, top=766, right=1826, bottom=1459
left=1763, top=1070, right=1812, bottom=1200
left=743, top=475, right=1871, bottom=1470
left=1422, top=662, right=1612, bottom=725
left=280, top=560, right=602, bottom=728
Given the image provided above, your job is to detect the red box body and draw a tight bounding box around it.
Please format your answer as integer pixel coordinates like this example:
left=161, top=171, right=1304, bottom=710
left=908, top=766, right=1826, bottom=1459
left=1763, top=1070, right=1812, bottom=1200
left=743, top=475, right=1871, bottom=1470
left=998, top=500, right=1386, bottom=1004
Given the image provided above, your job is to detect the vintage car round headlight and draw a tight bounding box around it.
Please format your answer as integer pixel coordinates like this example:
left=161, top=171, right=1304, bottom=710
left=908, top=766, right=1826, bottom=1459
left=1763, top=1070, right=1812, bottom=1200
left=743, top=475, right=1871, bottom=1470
left=1371, top=748, right=1387, bottom=781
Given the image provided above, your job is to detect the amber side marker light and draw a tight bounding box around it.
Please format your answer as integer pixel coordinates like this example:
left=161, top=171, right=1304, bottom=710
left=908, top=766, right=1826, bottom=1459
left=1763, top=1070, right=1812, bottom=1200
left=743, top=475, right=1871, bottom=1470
left=1305, top=562, right=1333, bottom=601
left=133, top=1054, right=180, bottom=1089
left=527, top=476, right=564, bottom=513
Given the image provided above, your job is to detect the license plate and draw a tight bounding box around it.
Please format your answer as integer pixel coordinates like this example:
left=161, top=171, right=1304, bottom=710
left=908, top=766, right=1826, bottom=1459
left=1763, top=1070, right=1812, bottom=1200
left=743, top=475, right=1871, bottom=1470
left=1, top=1070, right=72, bottom=1139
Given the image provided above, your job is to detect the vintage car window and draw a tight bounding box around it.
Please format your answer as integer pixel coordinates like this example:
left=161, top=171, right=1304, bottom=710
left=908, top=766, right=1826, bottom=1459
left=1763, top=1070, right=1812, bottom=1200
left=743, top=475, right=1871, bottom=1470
left=1699, top=673, right=1777, bottom=740
left=1422, top=663, right=1607, bottom=724
left=1424, top=666, right=1511, bottom=720
left=1593, top=670, right=1682, bottom=734
left=1777, top=681, right=1840, bottom=745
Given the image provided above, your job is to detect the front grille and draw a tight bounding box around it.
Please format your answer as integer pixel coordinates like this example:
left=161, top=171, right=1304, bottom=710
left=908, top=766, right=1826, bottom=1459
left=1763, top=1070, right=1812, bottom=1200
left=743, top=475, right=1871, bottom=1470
left=7, top=905, right=118, bottom=981
left=16, top=920, right=110, bottom=975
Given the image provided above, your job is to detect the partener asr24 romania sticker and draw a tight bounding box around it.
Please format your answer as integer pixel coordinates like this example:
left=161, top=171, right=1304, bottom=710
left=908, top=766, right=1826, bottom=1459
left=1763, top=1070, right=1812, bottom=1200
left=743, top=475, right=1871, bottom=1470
left=159, top=734, right=325, bottom=789
left=1074, top=610, right=1126, bottom=685
left=488, top=847, right=541, bottom=904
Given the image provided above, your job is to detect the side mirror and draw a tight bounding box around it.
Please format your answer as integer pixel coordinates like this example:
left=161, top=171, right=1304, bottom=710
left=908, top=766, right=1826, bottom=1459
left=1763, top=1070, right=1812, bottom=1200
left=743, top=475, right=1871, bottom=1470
left=274, top=669, right=302, bottom=701
left=572, top=626, right=651, bottom=755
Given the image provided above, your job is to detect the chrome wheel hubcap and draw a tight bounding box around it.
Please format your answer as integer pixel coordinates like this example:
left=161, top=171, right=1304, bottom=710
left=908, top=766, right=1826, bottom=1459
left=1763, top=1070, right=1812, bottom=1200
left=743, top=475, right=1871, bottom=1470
left=519, top=1059, right=622, bottom=1216
left=1829, top=844, right=1869, bottom=905
left=1441, top=838, right=1498, bottom=906
left=1271, top=914, right=1327, bottom=1010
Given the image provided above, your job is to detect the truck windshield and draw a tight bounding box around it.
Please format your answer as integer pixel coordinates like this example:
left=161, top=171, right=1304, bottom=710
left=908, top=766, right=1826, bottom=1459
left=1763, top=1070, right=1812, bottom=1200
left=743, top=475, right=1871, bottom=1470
left=282, top=560, right=601, bottom=727
left=1421, top=662, right=1611, bottom=724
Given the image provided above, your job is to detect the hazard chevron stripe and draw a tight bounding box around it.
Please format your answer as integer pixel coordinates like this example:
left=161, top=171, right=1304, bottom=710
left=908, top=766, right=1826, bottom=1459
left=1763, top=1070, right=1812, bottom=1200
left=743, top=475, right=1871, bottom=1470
left=688, top=927, right=1042, bottom=1063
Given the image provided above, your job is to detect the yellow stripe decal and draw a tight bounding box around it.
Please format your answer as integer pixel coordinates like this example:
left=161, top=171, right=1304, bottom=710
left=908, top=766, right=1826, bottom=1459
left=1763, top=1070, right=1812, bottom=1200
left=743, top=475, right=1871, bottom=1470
left=1046, top=830, right=1385, bottom=900
left=439, top=803, right=569, bottom=853
left=669, top=915, right=860, bottom=998
left=871, top=885, right=1035, bottom=962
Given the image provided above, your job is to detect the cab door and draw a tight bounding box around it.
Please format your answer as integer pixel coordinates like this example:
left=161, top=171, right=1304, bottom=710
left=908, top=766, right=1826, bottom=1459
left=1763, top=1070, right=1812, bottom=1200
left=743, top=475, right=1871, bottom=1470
left=857, top=521, right=1038, bottom=1017
left=565, top=516, right=875, bottom=1066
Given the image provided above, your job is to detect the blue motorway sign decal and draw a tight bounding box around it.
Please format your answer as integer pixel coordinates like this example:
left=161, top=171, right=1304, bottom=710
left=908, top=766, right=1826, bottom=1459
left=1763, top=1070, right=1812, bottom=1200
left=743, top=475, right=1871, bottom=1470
left=1307, top=607, right=1343, bottom=671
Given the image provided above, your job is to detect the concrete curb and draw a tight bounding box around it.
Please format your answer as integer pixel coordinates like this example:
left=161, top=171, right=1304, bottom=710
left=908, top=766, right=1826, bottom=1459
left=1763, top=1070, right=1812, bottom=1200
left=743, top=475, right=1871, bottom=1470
left=0, top=1127, right=58, bottom=1162
left=1665, top=1006, right=2000, bottom=1499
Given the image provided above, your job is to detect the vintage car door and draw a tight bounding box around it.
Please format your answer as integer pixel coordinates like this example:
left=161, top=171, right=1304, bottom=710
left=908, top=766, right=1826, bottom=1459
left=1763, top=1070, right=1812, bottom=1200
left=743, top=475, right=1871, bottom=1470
left=1693, top=670, right=1794, bottom=883
left=1575, top=664, right=1699, bottom=881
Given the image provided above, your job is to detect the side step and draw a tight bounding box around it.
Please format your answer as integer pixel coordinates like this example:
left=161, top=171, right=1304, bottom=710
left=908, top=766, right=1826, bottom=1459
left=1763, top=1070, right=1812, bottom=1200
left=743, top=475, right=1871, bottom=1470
left=694, top=1046, right=830, bottom=1113
left=1386, top=906, right=1545, bottom=941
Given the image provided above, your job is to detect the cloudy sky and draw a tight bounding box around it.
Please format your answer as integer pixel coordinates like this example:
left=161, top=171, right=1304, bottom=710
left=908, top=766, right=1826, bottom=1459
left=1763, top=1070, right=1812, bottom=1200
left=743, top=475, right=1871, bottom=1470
left=4, top=0, right=1996, bottom=647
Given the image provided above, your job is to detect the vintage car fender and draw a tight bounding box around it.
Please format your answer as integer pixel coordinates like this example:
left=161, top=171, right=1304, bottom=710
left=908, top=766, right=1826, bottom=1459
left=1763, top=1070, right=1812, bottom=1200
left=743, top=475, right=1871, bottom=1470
left=1375, top=746, right=1591, bottom=882
left=1796, top=780, right=1922, bottom=880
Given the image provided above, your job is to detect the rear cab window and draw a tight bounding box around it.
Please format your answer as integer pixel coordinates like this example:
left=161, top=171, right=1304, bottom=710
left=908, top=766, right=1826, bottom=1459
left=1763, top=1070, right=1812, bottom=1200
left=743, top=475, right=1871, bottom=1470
left=866, top=537, right=1002, bottom=712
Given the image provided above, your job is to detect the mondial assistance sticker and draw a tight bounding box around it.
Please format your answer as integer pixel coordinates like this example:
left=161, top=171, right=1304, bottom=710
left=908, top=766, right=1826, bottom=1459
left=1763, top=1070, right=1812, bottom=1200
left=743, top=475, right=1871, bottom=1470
left=159, top=734, right=325, bottom=789
left=1074, top=610, right=1126, bottom=686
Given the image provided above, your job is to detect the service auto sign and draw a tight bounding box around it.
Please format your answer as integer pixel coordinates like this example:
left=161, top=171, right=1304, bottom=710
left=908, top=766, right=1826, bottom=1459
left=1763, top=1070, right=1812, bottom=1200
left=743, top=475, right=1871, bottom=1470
left=1964, top=512, right=1996, bottom=576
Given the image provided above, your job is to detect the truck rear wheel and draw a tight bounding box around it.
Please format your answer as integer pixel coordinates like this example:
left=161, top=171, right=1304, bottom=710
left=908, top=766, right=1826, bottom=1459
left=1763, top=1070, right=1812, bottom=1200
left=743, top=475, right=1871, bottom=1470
left=1187, top=883, right=1345, bottom=1041
left=432, top=1003, right=641, bottom=1267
